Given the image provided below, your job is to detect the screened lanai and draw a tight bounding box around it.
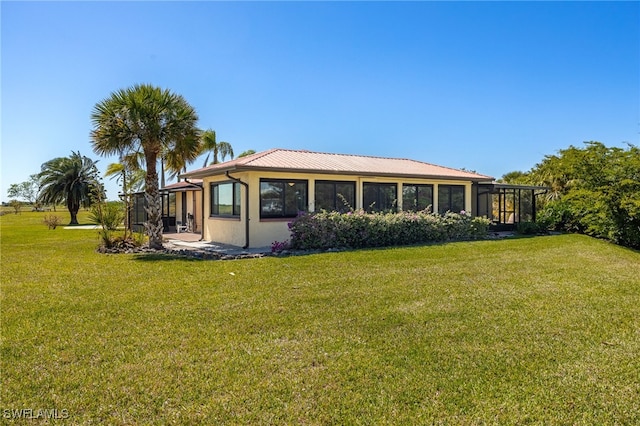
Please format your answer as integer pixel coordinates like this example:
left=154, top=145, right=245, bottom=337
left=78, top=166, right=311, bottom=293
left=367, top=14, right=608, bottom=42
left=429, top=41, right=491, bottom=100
left=130, top=191, right=177, bottom=233
left=130, top=180, right=203, bottom=234
left=475, top=183, right=548, bottom=230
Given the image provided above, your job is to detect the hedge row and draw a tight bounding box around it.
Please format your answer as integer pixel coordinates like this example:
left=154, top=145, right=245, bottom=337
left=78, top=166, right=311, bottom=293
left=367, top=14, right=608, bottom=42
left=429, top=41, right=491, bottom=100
left=288, top=210, right=491, bottom=250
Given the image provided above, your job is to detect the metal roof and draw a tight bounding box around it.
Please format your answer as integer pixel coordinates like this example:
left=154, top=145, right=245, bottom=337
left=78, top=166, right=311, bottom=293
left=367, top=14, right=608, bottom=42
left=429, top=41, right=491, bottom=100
left=181, top=148, right=494, bottom=181
left=160, top=179, right=203, bottom=192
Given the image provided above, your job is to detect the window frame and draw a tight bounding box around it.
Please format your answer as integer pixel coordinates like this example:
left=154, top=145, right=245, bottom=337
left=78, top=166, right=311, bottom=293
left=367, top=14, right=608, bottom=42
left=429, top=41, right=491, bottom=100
left=315, top=180, right=356, bottom=212
left=210, top=181, right=241, bottom=217
left=402, top=183, right=434, bottom=212
left=437, top=184, right=466, bottom=215
left=363, top=182, right=397, bottom=213
left=259, top=179, right=308, bottom=219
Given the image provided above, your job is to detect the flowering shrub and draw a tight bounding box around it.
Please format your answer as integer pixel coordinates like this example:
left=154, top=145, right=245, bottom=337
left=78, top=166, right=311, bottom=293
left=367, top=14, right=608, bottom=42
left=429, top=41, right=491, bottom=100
left=271, top=240, right=290, bottom=253
left=289, top=210, right=490, bottom=250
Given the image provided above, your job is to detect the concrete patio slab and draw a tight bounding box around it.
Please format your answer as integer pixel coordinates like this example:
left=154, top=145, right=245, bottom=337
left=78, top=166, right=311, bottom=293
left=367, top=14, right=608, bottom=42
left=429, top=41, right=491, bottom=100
left=163, top=233, right=270, bottom=255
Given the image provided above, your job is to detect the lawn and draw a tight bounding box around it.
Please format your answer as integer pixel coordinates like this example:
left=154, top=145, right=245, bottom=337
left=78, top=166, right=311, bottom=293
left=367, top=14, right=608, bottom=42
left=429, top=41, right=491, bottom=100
left=1, top=211, right=639, bottom=424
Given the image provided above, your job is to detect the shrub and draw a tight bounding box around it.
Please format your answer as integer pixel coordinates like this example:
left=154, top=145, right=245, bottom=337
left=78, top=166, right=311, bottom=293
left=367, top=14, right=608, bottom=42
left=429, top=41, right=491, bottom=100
left=43, top=214, right=61, bottom=230
left=271, top=240, right=291, bottom=254
left=89, top=201, right=126, bottom=248
left=289, top=210, right=490, bottom=250
left=89, top=201, right=124, bottom=231
left=132, top=231, right=147, bottom=247
left=516, top=221, right=548, bottom=235
left=539, top=190, right=640, bottom=248
left=9, top=200, right=22, bottom=214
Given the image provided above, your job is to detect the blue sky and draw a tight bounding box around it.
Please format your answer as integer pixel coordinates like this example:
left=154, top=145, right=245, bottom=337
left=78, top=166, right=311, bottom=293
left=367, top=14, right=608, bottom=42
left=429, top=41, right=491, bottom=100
left=2, top=1, right=638, bottom=202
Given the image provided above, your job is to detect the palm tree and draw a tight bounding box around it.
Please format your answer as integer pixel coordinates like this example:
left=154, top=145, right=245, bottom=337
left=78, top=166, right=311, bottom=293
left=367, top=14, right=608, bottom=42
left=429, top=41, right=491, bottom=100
left=90, top=84, right=200, bottom=249
left=104, top=156, right=146, bottom=195
left=200, top=129, right=234, bottom=166
left=38, top=152, right=101, bottom=225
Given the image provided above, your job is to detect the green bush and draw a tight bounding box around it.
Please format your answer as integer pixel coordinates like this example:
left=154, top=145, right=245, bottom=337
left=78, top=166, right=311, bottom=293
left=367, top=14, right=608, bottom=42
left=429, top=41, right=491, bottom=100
left=516, top=221, right=548, bottom=235
left=89, top=201, right=124, bottom=231
left=89, top=201, right=125, bottom=248
left=289, top=210, right=490, bottom=250
left=540, top=188, right=640, bottom=248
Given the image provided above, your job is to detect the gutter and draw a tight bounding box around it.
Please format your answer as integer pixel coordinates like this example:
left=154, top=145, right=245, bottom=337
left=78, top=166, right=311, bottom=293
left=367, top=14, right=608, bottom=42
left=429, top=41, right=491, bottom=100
left=225, top=171, right=250, bottom=249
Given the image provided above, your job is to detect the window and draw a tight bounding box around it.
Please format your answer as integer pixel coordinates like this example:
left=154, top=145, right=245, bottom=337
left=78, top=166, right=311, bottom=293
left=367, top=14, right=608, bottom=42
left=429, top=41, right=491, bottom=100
left=132, top=193, right=146, bottom=227
left=363, top=182, right=397, bottom=212
left=160, top=192, right=176, bottom=217
left=438, top=185, right=465, bottom=214
left=260, top=179, right=307, bottom=218
left=315, top=181, right=356, bottom=212
left=402, top=184, right=433, bottom=212
left=210, top=182, right=241, bottom=217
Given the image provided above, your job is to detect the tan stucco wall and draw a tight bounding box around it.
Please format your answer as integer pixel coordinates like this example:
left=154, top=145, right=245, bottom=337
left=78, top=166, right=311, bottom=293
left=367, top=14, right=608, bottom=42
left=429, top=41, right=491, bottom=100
left=200, top=171, right=474, bottom=248
left=174, top=189, right=203, bottom=233
left=189, top=190, right=202, bottom=232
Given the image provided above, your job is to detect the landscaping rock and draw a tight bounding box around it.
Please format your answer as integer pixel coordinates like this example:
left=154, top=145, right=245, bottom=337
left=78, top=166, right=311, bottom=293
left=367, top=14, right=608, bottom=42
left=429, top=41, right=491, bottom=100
left=96, top=243, right=270, bottom=261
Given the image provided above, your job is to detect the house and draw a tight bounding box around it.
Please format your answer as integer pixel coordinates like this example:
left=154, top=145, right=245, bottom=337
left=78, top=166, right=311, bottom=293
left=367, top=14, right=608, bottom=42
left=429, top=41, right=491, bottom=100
left=177, top=148, right=547, bottom=248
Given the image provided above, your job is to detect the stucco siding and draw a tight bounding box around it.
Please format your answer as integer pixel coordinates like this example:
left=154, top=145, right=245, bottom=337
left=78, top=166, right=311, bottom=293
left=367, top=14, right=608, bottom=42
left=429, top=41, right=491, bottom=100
left=199, top=171, right=475, bottom=248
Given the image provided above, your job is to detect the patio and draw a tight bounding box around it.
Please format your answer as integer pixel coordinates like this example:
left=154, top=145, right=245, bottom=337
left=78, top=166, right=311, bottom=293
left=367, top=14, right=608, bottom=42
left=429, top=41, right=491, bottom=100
left=163, top=232, right=270, bottom=256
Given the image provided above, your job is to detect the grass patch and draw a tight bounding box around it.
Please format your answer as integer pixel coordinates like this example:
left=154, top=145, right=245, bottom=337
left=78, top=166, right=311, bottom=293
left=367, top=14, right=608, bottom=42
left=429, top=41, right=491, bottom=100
left=1, top=212, right=639, bottom=424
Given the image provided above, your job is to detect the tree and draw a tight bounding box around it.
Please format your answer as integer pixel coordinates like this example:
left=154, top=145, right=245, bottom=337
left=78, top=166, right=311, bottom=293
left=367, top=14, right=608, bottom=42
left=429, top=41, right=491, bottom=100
left=532, top=142, right=640, bottom=248
left=200, top=129, right=233, bottom=166
left=499, top=171, right=529, bottom=184
left=38, top=151, right=101, bottom=225
left=238, top=149, right=256, bottom=158
left=104, top=162, right=145, bottom=195
left=90, top=84, right=200, bottom=249
left=7, top=174, right=41, bottom=206
left=9, top=200, right=22, bottom=214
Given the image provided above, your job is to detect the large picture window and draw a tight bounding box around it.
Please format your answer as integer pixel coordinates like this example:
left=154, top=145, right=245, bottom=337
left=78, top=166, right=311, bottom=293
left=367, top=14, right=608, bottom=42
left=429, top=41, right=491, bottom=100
left=363, top=182, right=397, bottom=212
left=260, top=179, right=308, bottom=218
left=402, top=184, right=433, bottom=212
left=438, top=185, right=465, bottom=214
left=315, top=181, right=356, bottom=212
left=210, top=182, right=241, bottom=217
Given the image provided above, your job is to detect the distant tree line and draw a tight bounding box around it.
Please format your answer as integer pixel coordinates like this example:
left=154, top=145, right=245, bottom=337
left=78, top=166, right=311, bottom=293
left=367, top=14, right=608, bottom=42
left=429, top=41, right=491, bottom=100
left=501, top=141, right=640, bottom=249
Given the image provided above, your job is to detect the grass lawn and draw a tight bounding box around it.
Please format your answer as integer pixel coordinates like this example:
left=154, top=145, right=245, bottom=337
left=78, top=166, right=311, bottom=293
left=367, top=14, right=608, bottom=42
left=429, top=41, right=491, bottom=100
left=1, top=211, right=639, bottom=424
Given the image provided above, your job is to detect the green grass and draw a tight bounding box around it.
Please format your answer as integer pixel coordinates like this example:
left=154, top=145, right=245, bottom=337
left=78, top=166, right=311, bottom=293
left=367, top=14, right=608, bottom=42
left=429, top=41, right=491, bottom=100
left=1, top=212, right=639, bottom=424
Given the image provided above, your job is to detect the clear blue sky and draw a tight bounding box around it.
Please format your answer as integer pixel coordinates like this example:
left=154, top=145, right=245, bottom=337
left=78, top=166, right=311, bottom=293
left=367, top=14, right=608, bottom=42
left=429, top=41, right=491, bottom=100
left=2, top=1, right=638, bottom=202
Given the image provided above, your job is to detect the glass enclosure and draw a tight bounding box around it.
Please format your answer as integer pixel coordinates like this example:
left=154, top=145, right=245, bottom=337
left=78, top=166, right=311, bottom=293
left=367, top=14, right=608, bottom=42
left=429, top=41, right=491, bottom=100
left=476, top=183, right=545, bottom=229
left=130, top=191, right=177, bottom=232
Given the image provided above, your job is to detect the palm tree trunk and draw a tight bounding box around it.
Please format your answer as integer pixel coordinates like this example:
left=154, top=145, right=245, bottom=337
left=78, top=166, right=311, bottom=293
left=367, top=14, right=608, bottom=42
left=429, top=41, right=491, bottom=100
left=68, top=199, right=79, bottom=225
left=144, top=154, right=164, bottom=249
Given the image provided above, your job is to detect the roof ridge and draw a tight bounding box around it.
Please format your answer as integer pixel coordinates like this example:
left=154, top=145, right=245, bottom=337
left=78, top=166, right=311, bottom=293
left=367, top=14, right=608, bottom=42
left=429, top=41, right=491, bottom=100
left=267, top=148, right=415, bottom=162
